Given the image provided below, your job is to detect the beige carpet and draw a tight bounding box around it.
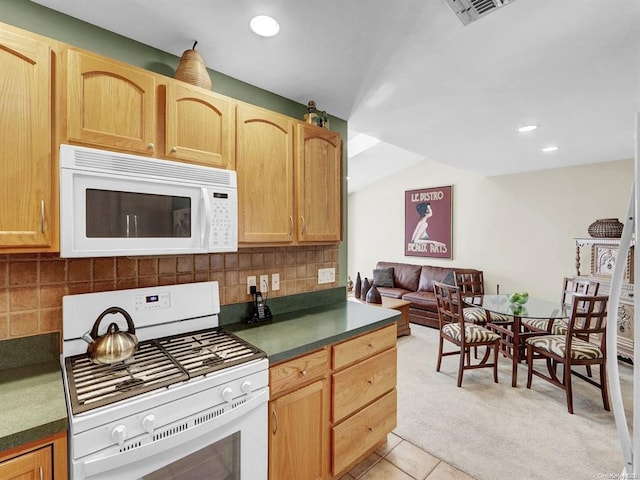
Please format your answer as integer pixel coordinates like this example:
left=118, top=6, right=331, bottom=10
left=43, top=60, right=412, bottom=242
left=394, top=324, right=633, bottom=480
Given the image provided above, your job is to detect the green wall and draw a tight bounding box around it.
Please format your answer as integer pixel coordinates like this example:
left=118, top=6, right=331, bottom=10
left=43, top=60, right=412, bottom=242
left=0, top=0, right=349, bottom=285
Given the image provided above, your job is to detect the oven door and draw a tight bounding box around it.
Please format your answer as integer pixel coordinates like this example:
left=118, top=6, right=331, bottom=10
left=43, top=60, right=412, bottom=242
left=73, top=387, right=268, bottom=480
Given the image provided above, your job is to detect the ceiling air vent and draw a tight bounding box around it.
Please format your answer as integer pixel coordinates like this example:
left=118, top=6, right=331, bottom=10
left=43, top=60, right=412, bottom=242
left=444, top=0, right=518, bottom=26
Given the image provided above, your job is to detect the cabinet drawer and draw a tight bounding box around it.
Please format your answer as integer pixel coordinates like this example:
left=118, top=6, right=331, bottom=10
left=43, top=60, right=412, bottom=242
left=270, top=348, right=329, bottom=398
left=332, top=389, right=397, bottom=477
left=333, top=347, right=397, bottom=422
left=333, top=324, right=396, bottom=371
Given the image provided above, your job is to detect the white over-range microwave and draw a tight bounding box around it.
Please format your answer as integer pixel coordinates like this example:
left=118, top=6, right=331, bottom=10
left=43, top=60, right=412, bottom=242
left=59, top=144, right=238, bottom=258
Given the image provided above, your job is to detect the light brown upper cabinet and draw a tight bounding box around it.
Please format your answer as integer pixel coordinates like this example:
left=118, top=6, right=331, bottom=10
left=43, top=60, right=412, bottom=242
left=236, top=102, right=296, bottom=244
left=0, top=25, right=56, bottom=251
left=296, top=123, right=342, bottom=243
left=64, top=49, right=157, bottom=156
left=162, top=82, right=235, bottom=169
left=237, top=102, right=343, bottom=246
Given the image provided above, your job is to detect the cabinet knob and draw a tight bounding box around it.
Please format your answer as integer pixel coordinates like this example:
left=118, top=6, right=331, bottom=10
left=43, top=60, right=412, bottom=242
left=300, top=369, right=307, bottom=377
left=171, top=146, right=178, bottom=153
left=147, top=142, right=155, bottom=151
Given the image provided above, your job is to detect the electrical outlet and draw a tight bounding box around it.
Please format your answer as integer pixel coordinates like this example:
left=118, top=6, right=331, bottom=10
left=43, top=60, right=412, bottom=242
left=247, top=276, right=257, bottom=294
left=318, top=267, right=336, bottom=284
left=260, top=275, right=269, bottom=293
left=272, top=273, right=280, bottom=291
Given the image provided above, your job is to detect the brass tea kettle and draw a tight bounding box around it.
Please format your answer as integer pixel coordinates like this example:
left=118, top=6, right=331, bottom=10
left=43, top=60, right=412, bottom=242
left=83, top=307, right=138, bottom=365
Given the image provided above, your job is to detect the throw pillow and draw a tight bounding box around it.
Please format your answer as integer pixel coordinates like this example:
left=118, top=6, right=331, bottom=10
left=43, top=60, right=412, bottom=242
left=442, top=270, right=455, bottom=286
left=373, top=268, right=395, bottom=288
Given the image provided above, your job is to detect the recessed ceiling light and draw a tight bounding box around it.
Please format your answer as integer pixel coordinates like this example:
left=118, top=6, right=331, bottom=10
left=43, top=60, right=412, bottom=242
left=250, top=15, right=280, bottom=37
left=518, top=125, right=538, bottom=133
left=541, top=146, right=559, bottom=153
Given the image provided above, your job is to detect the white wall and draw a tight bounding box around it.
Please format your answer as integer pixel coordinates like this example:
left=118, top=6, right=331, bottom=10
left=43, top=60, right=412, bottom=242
left=348, top=158, right=633, bottom=301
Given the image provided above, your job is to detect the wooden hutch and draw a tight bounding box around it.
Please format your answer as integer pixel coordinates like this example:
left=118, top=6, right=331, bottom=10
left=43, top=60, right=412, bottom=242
left=574, top=237, right=635, bottom=362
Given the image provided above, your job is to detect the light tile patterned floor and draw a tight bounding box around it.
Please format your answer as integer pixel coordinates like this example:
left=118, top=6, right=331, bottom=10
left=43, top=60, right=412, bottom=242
left=337, top=432, right=478, bottom=480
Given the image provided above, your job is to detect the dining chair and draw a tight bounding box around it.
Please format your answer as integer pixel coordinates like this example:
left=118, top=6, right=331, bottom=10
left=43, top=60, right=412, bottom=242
left=522, top=276, right=600, bottom=335
left=454, top=269, right=511, bottom=325
left=524, top=294, right=610, bottom=414
left=434, top=281, right=501, bottom=387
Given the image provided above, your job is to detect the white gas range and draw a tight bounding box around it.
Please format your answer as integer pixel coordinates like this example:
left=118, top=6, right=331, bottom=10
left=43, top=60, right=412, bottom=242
left=60, top=281, right=269, bottom=480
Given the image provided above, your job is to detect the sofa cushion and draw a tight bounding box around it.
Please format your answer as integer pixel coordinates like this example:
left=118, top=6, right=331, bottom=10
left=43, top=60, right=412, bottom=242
left=373, top=267, right=395, bottom=287
left=418, top=266, right=455, bottom=293
left=376, top=262, right=421, bottom=292
left=401, top=290, right=437, bottom=310
left=377, top=286, right=411, bottom=299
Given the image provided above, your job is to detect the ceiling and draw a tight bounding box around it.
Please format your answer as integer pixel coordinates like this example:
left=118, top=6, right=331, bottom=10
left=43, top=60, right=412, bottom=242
left=32, top=0, right=640, bottom=192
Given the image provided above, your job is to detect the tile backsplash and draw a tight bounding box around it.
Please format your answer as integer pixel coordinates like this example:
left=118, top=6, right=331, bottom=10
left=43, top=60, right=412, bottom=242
left=0, top=245, right=339, bottom=340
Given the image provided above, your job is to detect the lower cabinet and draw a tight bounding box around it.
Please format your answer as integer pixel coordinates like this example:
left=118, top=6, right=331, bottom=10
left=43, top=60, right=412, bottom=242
left=269, top=349, right=330, bottom=480
left=331, top=324, right=398, bottom=478
left=0, top=432, right=67, bottom=480
left=267, top=324, right=397, bottom=480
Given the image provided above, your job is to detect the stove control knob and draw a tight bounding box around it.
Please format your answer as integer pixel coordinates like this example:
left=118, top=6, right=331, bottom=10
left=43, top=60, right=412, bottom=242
left=111, top=425, right=128, bottom=445
left=142, top=414, right=156, bottom=434
left=241, top=380, right=252, bottom=395
left=221, top=386, right=234, bottom=403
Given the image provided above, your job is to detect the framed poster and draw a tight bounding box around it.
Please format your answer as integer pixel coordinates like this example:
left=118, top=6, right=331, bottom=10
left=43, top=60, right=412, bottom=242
left=405, top=185, right=452, bottom=259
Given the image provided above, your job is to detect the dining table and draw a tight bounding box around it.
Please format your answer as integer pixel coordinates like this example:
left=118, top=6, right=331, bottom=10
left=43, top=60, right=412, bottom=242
left=462, top=294, right=570, bottom=387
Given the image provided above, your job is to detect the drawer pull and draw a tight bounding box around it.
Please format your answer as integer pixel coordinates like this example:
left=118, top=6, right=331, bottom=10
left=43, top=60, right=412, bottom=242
left=367, top=379, right=373, bottom=385
left=368, top=343, right=374, bottom=349
left=272, top=411, right=278, bottom=435
left=368, top=427, right=374, bottom=432
left=300, top=369, right=307, bottom=376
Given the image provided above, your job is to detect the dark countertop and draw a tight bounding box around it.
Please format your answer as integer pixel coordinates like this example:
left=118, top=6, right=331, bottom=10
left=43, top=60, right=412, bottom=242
left=0, top=298, right=399, bottom=454
left=228, top=301, right=400, bottom=364
left=0, top=361, right=68, bottom=452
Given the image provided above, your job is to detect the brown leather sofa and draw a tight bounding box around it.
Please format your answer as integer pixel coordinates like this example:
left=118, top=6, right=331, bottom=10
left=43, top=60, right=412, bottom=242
left=372, top=261, right=456, bottom=328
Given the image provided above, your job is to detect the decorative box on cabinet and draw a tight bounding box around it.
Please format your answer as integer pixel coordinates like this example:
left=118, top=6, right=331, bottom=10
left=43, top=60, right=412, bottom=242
left=575, top=237, right=635, bottom=362
left=0, top=24, right=56, bottom=252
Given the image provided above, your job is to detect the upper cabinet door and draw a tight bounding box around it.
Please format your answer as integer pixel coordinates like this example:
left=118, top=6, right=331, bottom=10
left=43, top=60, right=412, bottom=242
left=65, top=49, right=156, bottom=155
left=296, top=124, right=342, bottom=243
left=236, top=103, right=295, bottom=244
left=163, top=83, right=235, bottom=169
left=0, top=27, right=53, bottom=249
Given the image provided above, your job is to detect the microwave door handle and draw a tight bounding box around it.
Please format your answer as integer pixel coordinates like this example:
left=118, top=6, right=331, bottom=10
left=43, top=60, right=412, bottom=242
left=201, top=188, right=212, bottom=250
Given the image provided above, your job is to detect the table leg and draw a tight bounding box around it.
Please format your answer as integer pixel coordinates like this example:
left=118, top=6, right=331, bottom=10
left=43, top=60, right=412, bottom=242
left=511, top=315, right=521, bottom=387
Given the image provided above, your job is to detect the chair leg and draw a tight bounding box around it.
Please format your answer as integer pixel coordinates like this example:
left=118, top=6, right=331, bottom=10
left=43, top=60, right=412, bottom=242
left=436, top=335, right=444, bottom=372
left=492, top=341, right=499, bottom=383
left=526, top=344, right=534, bottom=389
left=600, top=363, right=611, bottom=411
left=564, top=360, right=574, bottom=414
left=457, top=346, right=465, bottom=387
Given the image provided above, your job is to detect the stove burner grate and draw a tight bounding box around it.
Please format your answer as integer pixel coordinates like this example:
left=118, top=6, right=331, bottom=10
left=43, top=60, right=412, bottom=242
left=65, top=327, right=265, bottom=415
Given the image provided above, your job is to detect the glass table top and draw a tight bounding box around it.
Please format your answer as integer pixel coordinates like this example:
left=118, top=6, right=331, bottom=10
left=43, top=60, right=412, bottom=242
left=463, top=294, right=569, bottom=319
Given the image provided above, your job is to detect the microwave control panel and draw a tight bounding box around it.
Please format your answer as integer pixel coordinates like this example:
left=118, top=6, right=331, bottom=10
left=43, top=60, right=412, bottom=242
left=209, top=191, right=236, bottom=249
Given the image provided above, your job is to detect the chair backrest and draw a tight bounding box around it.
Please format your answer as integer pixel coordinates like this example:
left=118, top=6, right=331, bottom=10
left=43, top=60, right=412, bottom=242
left=561, top=276, right=600, bottom=309
left=567, top=294, right=608, bottom=350
left=434, top=281, right=464, bottom=328
left=454, top=269, right=484, bottom=295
